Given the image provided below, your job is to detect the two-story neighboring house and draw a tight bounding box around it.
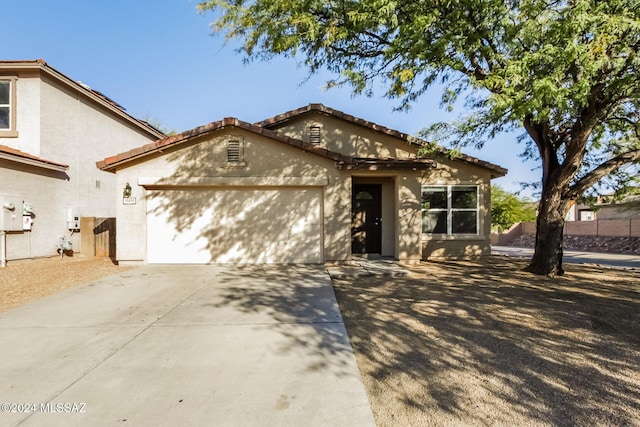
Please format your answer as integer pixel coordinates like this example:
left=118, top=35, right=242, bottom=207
left=0, top=60, right=165, bottom=262
left=98, top=104, right=507, bottom=265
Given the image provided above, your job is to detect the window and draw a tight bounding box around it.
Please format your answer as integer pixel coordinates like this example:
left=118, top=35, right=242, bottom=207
left=422, top=185, right=478, bottom=234
left=0, top=77, right=17, bottom=136
left=309, top=125, right=322, bottom=145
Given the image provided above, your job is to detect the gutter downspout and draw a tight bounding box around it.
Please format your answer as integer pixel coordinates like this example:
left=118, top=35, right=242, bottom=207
left=1, top=231, right=6, bottom=267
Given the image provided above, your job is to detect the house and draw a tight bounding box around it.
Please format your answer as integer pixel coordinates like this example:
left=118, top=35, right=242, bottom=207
left=566, top=191, right=640, bottom=222
left=98, top=104, right=506, bottom=265
left=0, top=60, right=165, bottom=261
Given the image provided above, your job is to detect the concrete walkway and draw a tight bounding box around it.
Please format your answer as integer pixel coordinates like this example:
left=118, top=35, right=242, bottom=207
left=0, top=265, right=375, bottom=427
left=326, top=257, right=410, bottom=279
left=492, top=246, right=640, bottom=269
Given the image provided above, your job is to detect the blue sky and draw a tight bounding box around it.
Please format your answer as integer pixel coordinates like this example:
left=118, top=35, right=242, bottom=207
left=3, top=0, right=540, bottom=197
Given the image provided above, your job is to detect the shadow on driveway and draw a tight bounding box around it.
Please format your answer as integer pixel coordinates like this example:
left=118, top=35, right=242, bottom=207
left=0, top=265, right=374, bottom=427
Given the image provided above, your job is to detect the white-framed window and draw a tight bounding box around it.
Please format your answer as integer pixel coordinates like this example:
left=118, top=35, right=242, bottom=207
left=0, top=77, right=18, bottom=136
left=422, top=185, right=479, bottom=234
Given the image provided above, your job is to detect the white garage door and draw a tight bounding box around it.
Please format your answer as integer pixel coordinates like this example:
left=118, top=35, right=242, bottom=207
left=146, top=188, right=323, bottom=264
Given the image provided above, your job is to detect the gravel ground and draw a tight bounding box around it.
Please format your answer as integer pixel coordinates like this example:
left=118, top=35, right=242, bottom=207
left=333, top=257, right=640, bottom=426
left=2, top=255, right=638, bottom=426
left=0, top=256, right=132, bottom=313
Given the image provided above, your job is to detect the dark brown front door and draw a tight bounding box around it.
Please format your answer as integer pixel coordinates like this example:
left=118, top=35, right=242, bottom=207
left=351, top=184, right=382, bottom=254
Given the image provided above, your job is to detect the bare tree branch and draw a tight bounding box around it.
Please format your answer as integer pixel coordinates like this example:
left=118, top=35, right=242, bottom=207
left=567, top=149, right=640, bottom=199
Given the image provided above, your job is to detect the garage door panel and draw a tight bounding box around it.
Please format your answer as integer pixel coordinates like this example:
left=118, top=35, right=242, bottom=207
left=147, top=188, right=322, bottom=264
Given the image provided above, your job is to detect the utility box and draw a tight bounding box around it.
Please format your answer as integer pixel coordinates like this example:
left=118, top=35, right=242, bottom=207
left=67, top=207, right=81, bottom=231
left=1, top=195, right=23, bottom=232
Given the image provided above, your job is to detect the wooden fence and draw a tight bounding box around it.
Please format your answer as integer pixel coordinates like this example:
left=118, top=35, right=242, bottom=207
left=80, top=217, right=116, bottom=259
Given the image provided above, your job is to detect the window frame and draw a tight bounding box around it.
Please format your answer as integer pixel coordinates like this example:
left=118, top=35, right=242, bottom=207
left=421, top=185, right=480, bottom=236
left=0, top=76, right=18, bottom=137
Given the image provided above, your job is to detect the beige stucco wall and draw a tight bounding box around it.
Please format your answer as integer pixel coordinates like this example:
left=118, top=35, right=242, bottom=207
left=271, top=112, right=496, bottom=259
left=420, top=158, right=493, bottom=259
left=0, top=71, right=41, bottom=153
left=268, top=112, right=418, bottom=158
left=112, top=129, right=495, bottom=264
left=0, top=69, right=159, bottom=260
left=112, top=128, right=352, bottom=264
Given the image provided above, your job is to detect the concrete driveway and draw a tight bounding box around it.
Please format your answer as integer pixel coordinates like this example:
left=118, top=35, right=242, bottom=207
left=0, top=265, right=375, bottom=427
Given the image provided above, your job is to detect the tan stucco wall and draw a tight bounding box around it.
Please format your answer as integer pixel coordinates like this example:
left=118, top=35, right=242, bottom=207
left=268, top=112, right=418, bottom=158
left=0, top=70, right=158, bottom=260
left=113, top=128, right=352, bottom=264
left=111, top=111, right=499, bottom=264
left=268, top=111, right=496, bottom=259
left=420, top=158, right=493, bottom=258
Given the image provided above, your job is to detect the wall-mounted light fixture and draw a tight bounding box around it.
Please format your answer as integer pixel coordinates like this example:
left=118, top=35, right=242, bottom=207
left=123, top=183, right=132, bottom=198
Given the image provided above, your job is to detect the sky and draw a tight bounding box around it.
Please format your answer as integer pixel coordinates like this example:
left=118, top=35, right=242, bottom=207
left=2, top=0, right=541, bottom=197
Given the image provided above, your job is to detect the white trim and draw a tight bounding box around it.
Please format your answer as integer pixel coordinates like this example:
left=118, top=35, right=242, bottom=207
left=0, top=152, right=68, bottom=172
left=138, top=176, right=329, bottom=187
left=421, top=184, right=479, bottom=235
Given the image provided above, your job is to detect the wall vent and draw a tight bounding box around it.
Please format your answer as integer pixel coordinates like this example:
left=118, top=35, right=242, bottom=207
left=309, top=125, right=322, bottom=145
left=227, top=140, right=241, bottom=163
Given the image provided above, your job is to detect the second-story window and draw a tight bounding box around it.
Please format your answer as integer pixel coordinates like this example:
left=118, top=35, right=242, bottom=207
left=0, top=79, right=13, bottom=131
left=0, top=77, right=17, bottom=136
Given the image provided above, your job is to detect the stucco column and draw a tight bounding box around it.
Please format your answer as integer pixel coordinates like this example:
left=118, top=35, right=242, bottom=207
left=395, top=172, right=422, bottom=262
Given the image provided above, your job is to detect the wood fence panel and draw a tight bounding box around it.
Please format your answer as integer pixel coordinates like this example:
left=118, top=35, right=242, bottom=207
left=94, top=218, right=116, bottom=258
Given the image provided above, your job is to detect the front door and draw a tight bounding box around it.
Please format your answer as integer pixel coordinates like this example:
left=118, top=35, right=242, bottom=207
left=351, top=184, right=382, bottom=254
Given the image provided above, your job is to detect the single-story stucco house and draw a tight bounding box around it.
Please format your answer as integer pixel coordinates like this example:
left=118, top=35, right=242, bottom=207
left=98, top=104, right=506, bottom=265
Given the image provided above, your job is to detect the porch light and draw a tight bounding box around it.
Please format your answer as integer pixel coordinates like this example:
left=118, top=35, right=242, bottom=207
left=123, top=183, right=132, bottom=198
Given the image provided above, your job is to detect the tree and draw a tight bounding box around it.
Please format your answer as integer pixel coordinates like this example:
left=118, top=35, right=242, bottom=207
left=491, top=186, right=537, bottom=232
left=198, top=0, right=640, bottom=275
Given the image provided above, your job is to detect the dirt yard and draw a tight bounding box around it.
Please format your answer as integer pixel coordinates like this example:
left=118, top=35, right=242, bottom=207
left=332, top=258, right=640, bottom=426
left=0, top=256, right=132, bottom=313
left=2, top=255, right=638, bottom=426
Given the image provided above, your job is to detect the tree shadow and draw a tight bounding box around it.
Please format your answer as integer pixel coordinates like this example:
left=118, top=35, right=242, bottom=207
left=332, top=257, right=640, bottom=426
left=142, top=129, right=346, bottom=263
left=185, top=264, right=357, bottom=377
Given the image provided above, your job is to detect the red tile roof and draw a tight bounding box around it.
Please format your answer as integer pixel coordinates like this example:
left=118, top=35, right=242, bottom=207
left=0, top=144, right=69, bottom=170
left=98, top=104, right=506, bottom=177
left=97, top=117, right=437, bottom=172
left=257, top=104, right=507, bottom=177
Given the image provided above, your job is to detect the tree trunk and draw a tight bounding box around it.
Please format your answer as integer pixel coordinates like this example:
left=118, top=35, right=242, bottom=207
left=525, top=187, right=566, bottom=276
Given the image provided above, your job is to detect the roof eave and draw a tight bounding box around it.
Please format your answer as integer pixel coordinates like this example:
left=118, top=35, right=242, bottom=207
left=0, top=60, right=165, bottom=140
left=258, top=103, right=508, bottom=177
left=0, top=151, right=69, bottom=173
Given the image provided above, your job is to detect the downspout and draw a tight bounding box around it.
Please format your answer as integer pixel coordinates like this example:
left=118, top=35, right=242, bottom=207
left=1, top=231, right=6, bottom=267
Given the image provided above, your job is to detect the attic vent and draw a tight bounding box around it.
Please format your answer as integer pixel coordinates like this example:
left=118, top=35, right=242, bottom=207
left=223, top=137, right=246, bottom=168
left=309, top=125, right=322, bottom=145
left=227, top=140, right=241, bottom=162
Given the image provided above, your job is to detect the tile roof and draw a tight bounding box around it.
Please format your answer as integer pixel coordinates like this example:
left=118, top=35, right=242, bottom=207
left=257, top=103, right=507, bottom=177
left=98, top=103, right=505, bottom=177
left=0, top=60, right=165, bottom=139
left=97, top=117, right=437, bottom=172
left=0, top=144, right=69, bottom=171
